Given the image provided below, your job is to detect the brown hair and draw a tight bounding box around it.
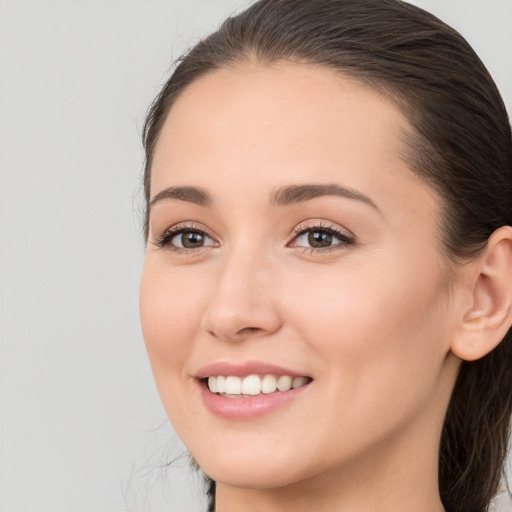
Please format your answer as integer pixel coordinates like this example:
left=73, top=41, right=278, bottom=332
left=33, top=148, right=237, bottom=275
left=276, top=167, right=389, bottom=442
left=142, top=1, right=512, bottom=511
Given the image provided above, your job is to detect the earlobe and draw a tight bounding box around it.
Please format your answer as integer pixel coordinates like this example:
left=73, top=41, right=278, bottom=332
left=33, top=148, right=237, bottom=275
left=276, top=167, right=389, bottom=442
left=451, top=226, right=512, bottom=362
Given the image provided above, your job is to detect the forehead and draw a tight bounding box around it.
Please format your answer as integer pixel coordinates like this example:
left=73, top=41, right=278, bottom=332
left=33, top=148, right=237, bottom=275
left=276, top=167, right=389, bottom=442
left=150, top=61, right=435, bottom=219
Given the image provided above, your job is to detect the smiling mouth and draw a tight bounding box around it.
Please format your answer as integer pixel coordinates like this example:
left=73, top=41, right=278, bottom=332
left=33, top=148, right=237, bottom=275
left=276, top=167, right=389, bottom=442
left=205, top=374, right=313, bottom=397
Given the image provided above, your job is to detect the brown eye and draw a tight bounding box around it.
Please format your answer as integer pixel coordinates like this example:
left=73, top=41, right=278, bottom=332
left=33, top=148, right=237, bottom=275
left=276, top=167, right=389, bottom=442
left=173, top=230, right=207, bottom=248
left=155, top=224, right=218, bottom=251
left=292, top=225, right=353, bottom=251
left=308, top=230, right=333, bottom=248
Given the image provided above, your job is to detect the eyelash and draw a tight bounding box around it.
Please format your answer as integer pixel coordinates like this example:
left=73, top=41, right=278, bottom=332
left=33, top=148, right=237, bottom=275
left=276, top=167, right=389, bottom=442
left=153, top=222, right=354, bottom=254
left=153, top=222, right=216, bottom=253
left=289, top=222, right=355, bottom=254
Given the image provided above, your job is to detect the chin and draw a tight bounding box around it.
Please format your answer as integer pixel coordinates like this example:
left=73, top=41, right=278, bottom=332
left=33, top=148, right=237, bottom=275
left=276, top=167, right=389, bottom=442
left=202, top=463, right=300, bottom=491
left=190, top=441, right=307, bottom=490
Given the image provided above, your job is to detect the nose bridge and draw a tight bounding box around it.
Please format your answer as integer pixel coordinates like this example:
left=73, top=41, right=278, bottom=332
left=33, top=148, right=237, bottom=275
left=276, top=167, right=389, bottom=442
left=201, top=237, right=281, bottom=341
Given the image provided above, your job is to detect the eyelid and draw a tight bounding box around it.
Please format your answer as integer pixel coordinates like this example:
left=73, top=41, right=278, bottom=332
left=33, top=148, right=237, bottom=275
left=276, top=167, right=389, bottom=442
left=152, top=219, right=354, bottom=253
left=289, top=220, right=354, bottom=240
left=152, top=221, right=219, bottom=250
left=288, top=220, right=355, bottom=251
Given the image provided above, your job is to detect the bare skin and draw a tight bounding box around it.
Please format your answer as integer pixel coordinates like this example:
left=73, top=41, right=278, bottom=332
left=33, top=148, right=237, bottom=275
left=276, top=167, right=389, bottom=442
left=140, top=61, right=512, bottom=512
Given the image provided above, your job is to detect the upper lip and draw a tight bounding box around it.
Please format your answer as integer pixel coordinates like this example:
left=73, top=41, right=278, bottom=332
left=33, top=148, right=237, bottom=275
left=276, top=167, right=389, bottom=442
left=195, top=361, right=311, bottom=379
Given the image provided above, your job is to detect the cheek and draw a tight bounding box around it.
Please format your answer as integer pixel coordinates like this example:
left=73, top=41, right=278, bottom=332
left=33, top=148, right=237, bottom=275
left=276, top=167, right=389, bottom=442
left=291, top=248, right=447, bottom=340
left=139, top=262, right=206, bottom=383
left=283, top=254, right=450, bottom=414
left=139, top=261, right=215, bottom=440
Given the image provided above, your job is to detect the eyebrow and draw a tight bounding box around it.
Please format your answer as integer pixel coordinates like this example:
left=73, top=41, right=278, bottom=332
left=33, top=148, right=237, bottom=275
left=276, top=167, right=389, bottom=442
left=269, top=183, right=379, bottom=210
left=149, top=183, right=378, bottom=211
left=150, top=186, right=211, bottom=208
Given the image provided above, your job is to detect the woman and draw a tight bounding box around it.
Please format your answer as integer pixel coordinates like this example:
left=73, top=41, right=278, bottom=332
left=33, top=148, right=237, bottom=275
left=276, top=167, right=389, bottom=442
left=139, top=1, right=512, bottom=511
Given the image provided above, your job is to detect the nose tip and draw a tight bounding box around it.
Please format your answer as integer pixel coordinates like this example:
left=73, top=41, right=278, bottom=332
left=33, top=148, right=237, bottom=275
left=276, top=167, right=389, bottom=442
left=203, top=302, right=281, bottom=343
left=200, top=261, right=282, bottom=343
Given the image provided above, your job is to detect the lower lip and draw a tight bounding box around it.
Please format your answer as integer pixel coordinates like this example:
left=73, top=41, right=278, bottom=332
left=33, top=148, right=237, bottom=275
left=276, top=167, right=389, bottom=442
left=198, top=380, right=312, bottom=420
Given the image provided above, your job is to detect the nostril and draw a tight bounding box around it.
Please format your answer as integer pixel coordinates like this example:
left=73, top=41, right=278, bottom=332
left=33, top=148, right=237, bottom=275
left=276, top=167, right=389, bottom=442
left=238, top=327, right=261, bottom=335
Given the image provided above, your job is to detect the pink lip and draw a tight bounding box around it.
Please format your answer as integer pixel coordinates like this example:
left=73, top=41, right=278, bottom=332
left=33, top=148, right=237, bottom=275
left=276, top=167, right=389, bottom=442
left=194, top=361, right=313, bottom=420
left=198, top=379, right=312, bottom=420
left=195, top=360, right=310, bottom=379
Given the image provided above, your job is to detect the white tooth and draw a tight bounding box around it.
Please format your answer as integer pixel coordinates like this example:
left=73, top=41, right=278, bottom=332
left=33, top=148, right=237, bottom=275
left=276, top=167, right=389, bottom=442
left=292, top=376, right=308, bottom=389
left=216, top=376, right=226, bottom=394
left=242, top=375, right=262, bottom=395
left=277, top=375, right=292, bottom=392
left=225, top=376, right=242, bottom=395
left=261, top=374, right=277, bottom=394
left=208, top=376, right=218, bottom=393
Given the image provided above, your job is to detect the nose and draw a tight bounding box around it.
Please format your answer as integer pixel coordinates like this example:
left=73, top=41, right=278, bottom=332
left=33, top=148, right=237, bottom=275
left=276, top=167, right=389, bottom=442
left=200, top=247, right=282, bottom=343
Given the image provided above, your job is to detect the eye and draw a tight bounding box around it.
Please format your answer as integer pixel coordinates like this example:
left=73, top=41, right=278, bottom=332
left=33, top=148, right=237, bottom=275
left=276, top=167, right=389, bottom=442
left=290, top=223, right=354, bottom=252
left=171, top=229, right=212, bottom=249
left=154, top=224, right=218, bottom=252
left=296, top=229, right=336, bottom=248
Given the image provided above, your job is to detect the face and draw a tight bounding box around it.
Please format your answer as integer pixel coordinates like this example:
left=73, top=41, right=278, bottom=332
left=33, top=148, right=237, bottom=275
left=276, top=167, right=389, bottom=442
left=140, top=62, right=460, bottom=491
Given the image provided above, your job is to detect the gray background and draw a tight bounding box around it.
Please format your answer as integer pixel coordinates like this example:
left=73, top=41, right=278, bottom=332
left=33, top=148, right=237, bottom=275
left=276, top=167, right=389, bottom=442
left=0, top=1, right=511, bottom=511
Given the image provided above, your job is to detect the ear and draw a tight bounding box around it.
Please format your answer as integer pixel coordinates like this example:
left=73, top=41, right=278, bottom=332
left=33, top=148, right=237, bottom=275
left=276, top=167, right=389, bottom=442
left=450, top=226, right=512, bottom=362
